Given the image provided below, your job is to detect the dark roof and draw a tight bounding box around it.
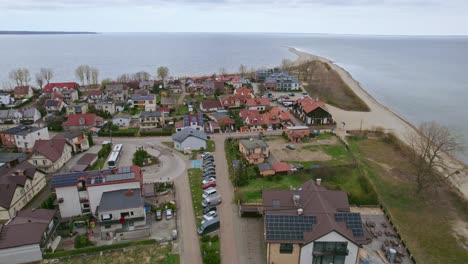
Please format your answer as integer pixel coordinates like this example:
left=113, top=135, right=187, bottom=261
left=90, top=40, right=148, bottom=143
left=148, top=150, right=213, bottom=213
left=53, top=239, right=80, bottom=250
left=140, top=111, right=162, bottom=118
left=183, top=113, right=203, bottom=127
left=14, top=86, right=31, bottom=95
left=202, top=100, right=222, bottom=109
left=0, top=161, right=39, bottom=208
left=32, top=135, right=68, bottom=162
left=258, top=163, right=274, bottom=172
left=0, top=209, right=55, bottom=249
left=62, top=130, right=83, bottom=140
left=45, top=99, right=60, bottom=107
left=1, top=125, right=43, bottom=136
left=76, top=153, right=98, bottom=165
left=51, top=166, right=142, bottom=188
left=98, top=188, right=144, bottom=212
left=263, top=180, right=371, bottom=246
left=131, top=94, right=155, bottom=101
left=239, top=139, right=269, bottom=150
left=160, top=96, right=176, bottom=105
left=172, top=128, right=208, bottom=143
left=0, top=152, right=28, bottom=164
left=213, top=111, right=230, bottom=121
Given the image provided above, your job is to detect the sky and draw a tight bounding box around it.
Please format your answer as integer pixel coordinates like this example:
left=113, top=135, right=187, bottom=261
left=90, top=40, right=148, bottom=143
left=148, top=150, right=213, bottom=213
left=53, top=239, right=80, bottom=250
left=0, top=0, right=467, bottom=35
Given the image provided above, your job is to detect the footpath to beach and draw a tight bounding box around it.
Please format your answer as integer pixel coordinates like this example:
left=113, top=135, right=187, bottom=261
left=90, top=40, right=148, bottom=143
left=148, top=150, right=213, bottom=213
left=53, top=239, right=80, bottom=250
left=288, top=47, right=468, bottom=198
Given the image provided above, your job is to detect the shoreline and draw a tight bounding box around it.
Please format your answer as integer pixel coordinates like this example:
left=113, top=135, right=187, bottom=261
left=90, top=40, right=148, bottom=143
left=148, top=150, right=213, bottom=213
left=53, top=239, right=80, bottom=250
left=287, top=47, right=468, bottom=198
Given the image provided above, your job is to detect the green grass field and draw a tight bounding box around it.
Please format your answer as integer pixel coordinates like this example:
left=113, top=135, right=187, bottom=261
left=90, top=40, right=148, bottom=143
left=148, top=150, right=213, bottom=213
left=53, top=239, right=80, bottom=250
left=188, top=168, right=204, bottom=223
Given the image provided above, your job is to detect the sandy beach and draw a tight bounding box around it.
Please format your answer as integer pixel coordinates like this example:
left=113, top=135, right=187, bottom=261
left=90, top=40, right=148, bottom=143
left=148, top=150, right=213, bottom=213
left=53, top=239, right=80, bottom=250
left=288, top=47, right=468, bottom=198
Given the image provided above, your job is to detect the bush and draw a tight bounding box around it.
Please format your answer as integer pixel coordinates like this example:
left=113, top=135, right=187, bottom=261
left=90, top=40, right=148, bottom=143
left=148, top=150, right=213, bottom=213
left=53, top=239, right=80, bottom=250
left=74, top=234, right=94, bottom=249
left=40, top=193, right=56, bottom=209
left=48, top=121, right=63, bottom=131
left=140, top=129, right=174, bottom=137
left=133, top=149, right=152, bottom=166
left=3, top=120, right=14, bottom=124
left=201, top=235, right=211, bottom=243
left=98, top=143, right=112, bottom=158
left=211, top=235, right=219, bottom=242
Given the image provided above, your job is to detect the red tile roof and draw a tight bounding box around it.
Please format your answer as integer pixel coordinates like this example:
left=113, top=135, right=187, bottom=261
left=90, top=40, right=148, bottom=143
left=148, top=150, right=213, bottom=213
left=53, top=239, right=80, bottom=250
left=235, top=87, right=254, bottom=96
left=32, top=135, right=68, bottom=162
left=43, top=82, right=79, bottom=93
left=63, top=113, right=103, bottom=127
left=14, top=86, right=31, bottom=95
left=272, top=162, right=291, bottom=172
left=240, top=108, right=291, bottom=126
left=87, top=89, right=103, bottom=96
left=296, top=97, right=325, bottom=114
left=201, top=100, right=222, bottom=110
left=246, top=98, right=271, bottom=107
left=157, top=106, right=170, bottom=113
left=220, top=94, right=250, bottom=108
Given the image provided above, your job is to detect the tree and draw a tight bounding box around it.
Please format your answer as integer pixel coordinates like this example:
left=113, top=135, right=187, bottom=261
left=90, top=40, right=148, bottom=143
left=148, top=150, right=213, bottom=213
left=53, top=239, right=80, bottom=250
left=41, top=68, right=54, bottom=84
left=9, top=68, right=30, bottom=86
left=157, top=66, right=169, bottom=83
left=281, top=58, right=293, bottom=71
left=117, top=73, right=131, bottom=83
left=133, top=71, right=151, bottom=82
left=75, top=65, right=86, bottom=85
left=239, top=64, right=247, bottom=78
left=219, top=67, right=227, bottom=78
left=87, top=133, right=94, bottom=146
left=407, top=122, right=465, bottom=193
left=35, top=73, right=44, bottom=89
left=90, top=67, right=99, bottom=86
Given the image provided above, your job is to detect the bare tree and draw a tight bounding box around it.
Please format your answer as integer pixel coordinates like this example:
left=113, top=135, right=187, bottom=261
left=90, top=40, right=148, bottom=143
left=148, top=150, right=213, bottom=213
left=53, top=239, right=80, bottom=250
left=157, top=66, right=169, bottom=83
left=219, top=67, right=227, bottom=78
left=41, top=68, right=54, bottom=84
left=407, top=122, right=465, bottom=193
left=281, top=58, right=293, bottom=71
left=35, top=73, right=45, bottom=89
left=75, top=65, right=86, bottom=85
left=9, top=68, right=30, bottom=86
left=239, top=64, right=247, bottom=78
left=84, top=65, right=91, bottom=85
left=90, top=67, right=99, bottom=86
left=133, top=71, right=151, bottom=82
left=117, top=73, right=131, bottom=83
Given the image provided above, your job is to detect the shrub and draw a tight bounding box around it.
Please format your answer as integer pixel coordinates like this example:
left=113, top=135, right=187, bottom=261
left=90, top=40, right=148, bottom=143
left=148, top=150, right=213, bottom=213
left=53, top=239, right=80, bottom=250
left=211, top=235, right=219, bottom=242
left=201, top=235, right=211, bottom=243
left=98, top=143, right=112, bottom=158
left=74, top=234, right=94, bottom=249
left=133, top=149, right=152, bottom=166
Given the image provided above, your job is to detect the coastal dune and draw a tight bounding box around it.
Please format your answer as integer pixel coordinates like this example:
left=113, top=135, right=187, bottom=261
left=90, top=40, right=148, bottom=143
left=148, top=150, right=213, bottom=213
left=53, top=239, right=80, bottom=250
left=288, top=47, right=468, bottom=198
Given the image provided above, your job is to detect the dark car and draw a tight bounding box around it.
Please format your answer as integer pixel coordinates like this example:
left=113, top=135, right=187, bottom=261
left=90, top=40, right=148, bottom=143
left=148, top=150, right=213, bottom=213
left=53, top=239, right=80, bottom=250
left=202, top=205, right=217, bottom=215
left=155, top=210, right=162, bottom=221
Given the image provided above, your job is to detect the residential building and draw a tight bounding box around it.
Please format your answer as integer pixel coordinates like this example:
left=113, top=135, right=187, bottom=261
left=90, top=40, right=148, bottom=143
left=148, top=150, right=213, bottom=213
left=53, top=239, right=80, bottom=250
left=63, top=113, right=104, bottom=130
left=113, top=114, right=132, bottom=127
left=272, top=162, right=291, bottom=174
left=286, top=126, right=311, bottom=143
left=234, top=87, right=255, bottom=98
left=167, top=84, right=182, bottom=94
left=43, top=82, right=79, bottom=94
left=65, top=103, right=88, bottom=115
left=14, top=86, right=33, bottom=99
left=0, top=209, right=59, bottom=264
left=239, top=139, right=270, bottom=164
left=263, top=180, right=371, bottom=264
left=172, top=128, right=208, bottom=151
left=205, top=121, right=221, bottom=134
left=97, top=188, right=147, bottom=239
left=139, top=111, right=164, bottom=128
left=53, top=89, right=79, bottom=103
left=258, top=163, right=275, bottom=177
left=0, top=108, right=41, bottom=124
left=0, top=161, right=47, bottom=220
left=200, top=100, right=223, bottom=112
left=264, top=72, right=300, bottom=91
left=292, top=98, right=333, bottom=126
left=51, top=166, right=143, bottom=218
left=256, top=68, right=283, bottom=82
left=246, top=98, right=271, bottom=111
left=239, top=107, right=292, bottom=132
left=62, top=130, right=90, bottom=153
left=0, top=93, right=14, bottom=105
left=87, top=89, right=105, bottom=101
left=139, top=81, right=154, bottom=89
left=160, top=96, right=176, bottom=107
left=96, top=101, right=116, bottom=115
left=0, top=125, right=49, bottom=152
left=0, top=152, right=28, bottom=169
left=105, top=84, right=128, bottom=101
left=157, top=106, right=170, bottom=115
left=132, top=94, right=156, bottom=111
left=71, top=153, right=98, bottom=172
left=220, top=94, right=250, bottom=109
left=29, top=135, right=73, bottom=173
left=202, top=80, right=224, bottom=95
left=45, top=98, right=65, bottom=114
left=176, top=113, right=204, bottom=132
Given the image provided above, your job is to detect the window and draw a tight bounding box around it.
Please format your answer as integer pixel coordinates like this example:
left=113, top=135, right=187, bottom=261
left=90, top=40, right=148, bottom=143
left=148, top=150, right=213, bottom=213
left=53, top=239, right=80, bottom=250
left=279, top=243, right=293, bottom=254
left=312, top=242, right=348, bottom=264
left=43, top=160, right=46, bottom=165
left=34, top=160, right=38, bottom=165
left=130, top=211, right=134, bottom=216
left=105, top=225, right=111, bottom=229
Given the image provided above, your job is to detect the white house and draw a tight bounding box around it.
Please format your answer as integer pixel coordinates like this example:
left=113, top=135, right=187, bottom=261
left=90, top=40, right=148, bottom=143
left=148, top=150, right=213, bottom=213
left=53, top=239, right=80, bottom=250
left=113, top=114, right=132, bottom=127
left=51, top=166, right=143, bottom=218
left=96, top=101, right=116, bottom=115
left=0, top=94, right=14, bottom=106
left=0, top=125, right=49, bottom=152
left=172, top=128, right=208, bottom=151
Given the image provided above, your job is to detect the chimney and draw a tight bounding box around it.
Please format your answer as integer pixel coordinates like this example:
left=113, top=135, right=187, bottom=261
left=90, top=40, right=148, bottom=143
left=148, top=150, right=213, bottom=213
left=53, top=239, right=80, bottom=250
left=316, top=178, right=322, bottom=186
left=297, top=208, right=303, bottom=215
left=125, top=189, right=134, bottom=196
left=293, top=194, right=301, bottom=206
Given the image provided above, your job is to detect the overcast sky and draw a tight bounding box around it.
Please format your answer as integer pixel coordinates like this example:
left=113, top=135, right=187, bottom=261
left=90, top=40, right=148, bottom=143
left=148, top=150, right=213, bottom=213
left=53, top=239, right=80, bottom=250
left=1, top=0, right=467, bottom=35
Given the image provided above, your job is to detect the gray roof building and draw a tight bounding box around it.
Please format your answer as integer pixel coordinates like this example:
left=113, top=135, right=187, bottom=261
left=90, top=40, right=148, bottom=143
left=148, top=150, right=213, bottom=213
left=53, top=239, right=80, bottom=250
left=258, top=163, right=274, bottom=172
left=239, top=139, right=269, bottom=150
left=139, top=111, right=163, bottom=118
left=1, top=125, right=43, bottom=136
left=131, top=94, right=155, bottom=101
left=172, top=128, right=208, bottom=143
left=98, top=188, right=144, bottom=212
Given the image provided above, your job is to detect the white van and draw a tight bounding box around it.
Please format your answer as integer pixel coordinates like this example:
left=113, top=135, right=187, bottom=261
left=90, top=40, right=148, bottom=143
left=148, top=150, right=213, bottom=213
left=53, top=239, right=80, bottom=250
left=202, top=188, right=217, bottom=199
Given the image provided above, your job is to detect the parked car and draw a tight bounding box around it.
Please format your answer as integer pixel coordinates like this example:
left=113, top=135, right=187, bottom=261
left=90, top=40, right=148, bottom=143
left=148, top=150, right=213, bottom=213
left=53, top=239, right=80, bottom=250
left=203, top=210, right=218, bottom=219
left=288, top=93, right=295, bottom=96
left=202, top=181, right=217, bottom=189
left=286, top=144, right=296, bottom=150
left=156, top=210, right=162, bottom=221
left=202, top=177, right=216, bottom=185
left=203, top=174, right=216, bottom=179
left=202, top=205, right=217, bottom=215
left=301, top=92, right=308, bottom=96
left=166, top=209, right=173, bottom=220
left=203, top=169, right=216, bottom=174
left=204, top=160, right=215, bottom=166
left=203, top=164, right=216, bottom=169
left=202, top=188, right=217, bottom=199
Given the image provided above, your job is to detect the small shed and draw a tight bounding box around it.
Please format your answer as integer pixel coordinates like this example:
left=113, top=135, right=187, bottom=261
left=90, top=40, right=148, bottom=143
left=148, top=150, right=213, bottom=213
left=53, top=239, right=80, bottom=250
left=258, top=163, right=275, bottom=177
left=272, top=162, right=292, bottom=174
left=72, top=153, right=98, bottom=172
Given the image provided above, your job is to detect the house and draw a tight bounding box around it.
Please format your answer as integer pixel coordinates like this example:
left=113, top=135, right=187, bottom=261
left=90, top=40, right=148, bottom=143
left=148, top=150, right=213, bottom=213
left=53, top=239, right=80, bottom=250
left=65, top=103, right=88, bottom=115
left=0, top=125, right=49, bottom=152
left=234, top=87, right=255, bottom=98
left=113, top=114, right=132, bottom=127
left=139, top=81, right=154, bottom=89
left=239, top=108, right=292, bottom=132
left=29, top=135, right=73, bottom=173
left=0, top=209, right=59, bottom=264
left=220, top=94, right=250, bottom=109
left=45, top=98, right=65, bottom=114
left=71, top=153, right=98, bottom=172
left=0, top=152, right=28, bottom=169
left=292, top=98, right=333, bottom=126
left=0, top=93, right=14, bottom=105
left=105, top=84, right=128, bottom=101
left=167, top=84, right=182, bottom=94
left=96, top=101, right=116, bottom=115
left=264, top=72, right=300, bottom=91
left=246, top=98, right=271, bottom=111
left=256, top=68, right=283, bottom=82
left=0, top=161, right=47, bottom=220
left=176, top=113, right=204, bottom=132
left=0, top=108, right=41, bottom=124
left=53, top=89, right=79, bottom=103
left=205, top=121, right=221, bottom=134
left=43, top=82, right=79, bottom=94
left=200, top=100, right=223, bottom=112
left=272, top=162, right=291, bottom=174
left=157, top=106, right=170, bottom=115
left=172, top=128, right=208, bottom=151
left=51, top=166, right=143, bottom=217
left=139, top=111, right=164, bottom=128
left=217, top=117, right=236, bottom=132
left=87, top=89, right=105, bottom=101
left=258, top=163, right=275, bottom=177
left=286, top=126, right=311, bottom=143
left=263, top=180, right=371, bottom=264
left=63, top=113, right=104, bottom=130
left=116, top=103, right=125, bottom=112
left=62, top=130, right=90, bottom=153
left=203, top=80, right=224, bottom=95
left=14, top=86, right=33, bottom=99
left=97, top=188, right=148, bottom=239
left=239, top=139, right=270, bottom=164
left=160, top=96, right=177, bottom=107
left=131, top=94, right=156, bottom=111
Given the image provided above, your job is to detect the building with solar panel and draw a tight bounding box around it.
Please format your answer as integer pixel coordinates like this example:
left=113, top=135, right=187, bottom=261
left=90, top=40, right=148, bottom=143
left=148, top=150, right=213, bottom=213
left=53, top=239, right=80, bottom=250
left=51, top=166, right=143, bottom=218
left=262, top=179, right=371, bottom=264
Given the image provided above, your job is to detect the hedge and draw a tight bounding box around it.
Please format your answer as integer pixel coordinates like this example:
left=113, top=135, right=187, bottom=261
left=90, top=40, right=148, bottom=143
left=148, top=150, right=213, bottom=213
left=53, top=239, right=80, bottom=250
left=43, top=239, right=157, bottom=259
left=98, top=128, right=138, bottom=137
left=140, top=130, right=174, bottom=137
left=13, top=98, right=33, bottom=109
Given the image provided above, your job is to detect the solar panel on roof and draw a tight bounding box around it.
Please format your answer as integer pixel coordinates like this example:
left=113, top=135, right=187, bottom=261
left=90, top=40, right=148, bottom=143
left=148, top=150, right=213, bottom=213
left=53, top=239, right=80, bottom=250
left=265, top=215, right=316, bottom=241
left=335, top=212, right=364, bottom=237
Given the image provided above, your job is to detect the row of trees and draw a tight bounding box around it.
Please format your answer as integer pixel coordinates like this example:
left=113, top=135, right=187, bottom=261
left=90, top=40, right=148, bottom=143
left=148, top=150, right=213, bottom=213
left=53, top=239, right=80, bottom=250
left=9, top=67, right=55, bottom=88
left=75, top=65, right=100, bottom=86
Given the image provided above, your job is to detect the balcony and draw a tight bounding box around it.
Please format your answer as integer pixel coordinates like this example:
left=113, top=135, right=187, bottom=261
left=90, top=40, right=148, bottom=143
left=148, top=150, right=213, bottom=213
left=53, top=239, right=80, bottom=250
left=312, top=248, right=349, bottom=256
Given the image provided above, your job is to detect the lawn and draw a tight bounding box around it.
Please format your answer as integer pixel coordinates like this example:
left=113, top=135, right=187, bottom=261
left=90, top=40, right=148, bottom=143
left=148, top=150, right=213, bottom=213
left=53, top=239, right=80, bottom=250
left=188, top=168, right=204, bottom=223
left=174, top=105, right=189, bottom=116
left=58, top=243, right=179, bottom=264
left=348, top=134, right=468, bottom=264
left=300, top=144, right=351, bottom=165
left=206, top=140, right=216, bottom=152
left=89, top=158, right=106, bottom=170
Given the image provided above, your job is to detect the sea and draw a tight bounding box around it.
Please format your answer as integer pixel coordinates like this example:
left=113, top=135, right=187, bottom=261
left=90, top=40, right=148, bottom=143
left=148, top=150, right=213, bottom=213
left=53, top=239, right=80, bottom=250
left=0, top=33, right=467, bottom=162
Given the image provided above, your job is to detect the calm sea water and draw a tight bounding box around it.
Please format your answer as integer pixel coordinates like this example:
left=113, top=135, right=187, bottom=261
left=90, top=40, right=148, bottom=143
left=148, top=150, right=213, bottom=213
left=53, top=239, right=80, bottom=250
left=0, top=33, right=467, bottom=161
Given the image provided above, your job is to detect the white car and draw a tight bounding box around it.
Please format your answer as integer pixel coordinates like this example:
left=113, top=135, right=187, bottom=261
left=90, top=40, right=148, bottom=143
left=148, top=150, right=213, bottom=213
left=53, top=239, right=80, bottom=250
left=203, top=210, right=218, bottom=219
left=202, top=177, right=216, bottom=185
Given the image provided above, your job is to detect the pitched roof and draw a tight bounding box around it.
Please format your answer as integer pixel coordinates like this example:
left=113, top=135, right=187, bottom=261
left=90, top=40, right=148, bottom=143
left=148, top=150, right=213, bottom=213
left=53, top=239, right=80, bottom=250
left=76, top=153, right=98, bottom=165
left=88, top=89, right=103, bottom=96
left=43, top=82, right=79, bottom=93
left=1, top=125, right=43, bottom=136
left=234, top=87, right=254, bottom=96
left=201, top=100, right=222, bottom=110
left=295, top=97, right=326, bottom=114
left=14, top=86, right=31, bottom=95
left=32, top=135, right=68, bottom=162
left=160, top=96, right=176, bottom=105
left=172, top=128, right=208, bottom=143
left=263, top=180, right=371, bottom=246
left=98, top=188, right=144, bottom=212
left=239, top=139, right=268, bottom=150
left=271, top=162, right=291, bottom=172
left=0, top=161, right=38, bottom=208
left=62, top=130, right=83, bottom=140
left=157, top=106, right=170, bottom=113
left=140, top=111, right=162, bottom=118
left=246, top=98, right=270, bottom=107
left=45, top=99, right=60, bottom=107
left=63, top=113, right=103, bottom=127
left=114, top=113, right=132, bottom=119
left=131, top=94, right=155, bottom=101
left=258, top=163, right=274, bottom=172
left=183, top=113, right=204, bottom=127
